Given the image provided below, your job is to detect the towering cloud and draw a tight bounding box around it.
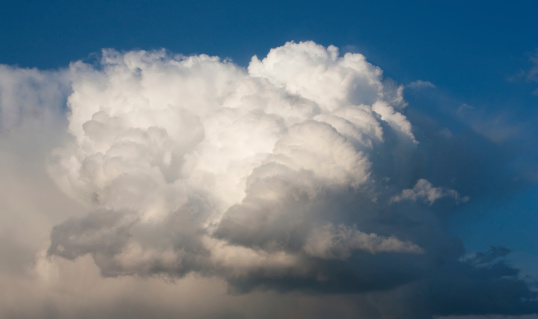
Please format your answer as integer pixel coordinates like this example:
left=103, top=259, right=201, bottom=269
left=47, top=41, right=424, bottom=280
left=1, top=41, right=536, bottom=319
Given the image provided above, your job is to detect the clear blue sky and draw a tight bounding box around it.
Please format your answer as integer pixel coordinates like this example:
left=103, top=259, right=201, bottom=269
left=2, top=0, right=538, bottom=291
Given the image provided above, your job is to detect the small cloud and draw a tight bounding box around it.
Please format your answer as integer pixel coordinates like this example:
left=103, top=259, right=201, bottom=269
left=508, top=49, right=538, bottom=82
left=508, top=49, right=538, bottom=95
left=527, top=49, right=538, bottom=82
left=391, top=179, right=468, bottom=205
left=407, top=80, right=436, bottom=89
left=457, top=103, right=475, bottom=114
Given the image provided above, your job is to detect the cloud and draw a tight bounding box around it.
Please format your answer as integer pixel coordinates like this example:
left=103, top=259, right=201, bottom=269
left=526, top=49, right=538, bottom=82
left=391, top=178, right=469, bottom=205
left=48, top=42, right=421, bottom=280
left=407, top=80, right=436, bottom=89
left=509, top=48, right=538, bottom=96
left=303, top=223, right=424, bottom=259
left=1, top=41, right=537, bottom=319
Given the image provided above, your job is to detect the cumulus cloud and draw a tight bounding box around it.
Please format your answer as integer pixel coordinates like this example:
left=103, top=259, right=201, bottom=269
left=391, top=178, right=469, bottom=205
left=47, top=41, right=422, bottom=281
left=1, top=41, right=537, bottom=319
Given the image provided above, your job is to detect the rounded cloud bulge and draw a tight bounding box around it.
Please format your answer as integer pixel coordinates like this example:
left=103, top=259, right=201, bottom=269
left=48, top=41, right=424, bottom=281
left=4, top=40, right=528, bottom=317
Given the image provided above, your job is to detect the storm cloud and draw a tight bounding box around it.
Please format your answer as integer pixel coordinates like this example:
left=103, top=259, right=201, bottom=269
left=1, top=41, right=537, bottom=319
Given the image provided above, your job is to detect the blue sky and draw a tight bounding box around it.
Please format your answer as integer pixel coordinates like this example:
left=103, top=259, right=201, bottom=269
left=1, top=1, right=538, bottom=318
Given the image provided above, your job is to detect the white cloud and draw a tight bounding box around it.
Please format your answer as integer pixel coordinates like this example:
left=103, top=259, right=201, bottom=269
left=1, top=41, right=535, bottom=319
left=45, top=41, right=423, bottom=279
left=391, top=179, right=469, bottom=205
left=407, top=80, right=436, bottom=89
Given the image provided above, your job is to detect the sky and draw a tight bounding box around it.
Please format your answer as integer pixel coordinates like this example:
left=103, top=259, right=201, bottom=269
left=1, top=1, right=538, bottom=318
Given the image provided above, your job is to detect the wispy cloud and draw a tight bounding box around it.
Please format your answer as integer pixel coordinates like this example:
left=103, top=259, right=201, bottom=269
left=407, top=80, right=436, bottom=89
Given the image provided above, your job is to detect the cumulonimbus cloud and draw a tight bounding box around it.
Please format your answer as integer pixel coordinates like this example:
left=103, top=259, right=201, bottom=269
left=2, top=41, right=536, bottom=319
left=48, top=41, right=425, bottom=280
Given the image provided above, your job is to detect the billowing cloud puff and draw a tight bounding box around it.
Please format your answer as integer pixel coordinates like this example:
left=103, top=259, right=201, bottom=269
left=2, top=41, right=536, bottom=319
left=48, top=41, right=425, bottom=281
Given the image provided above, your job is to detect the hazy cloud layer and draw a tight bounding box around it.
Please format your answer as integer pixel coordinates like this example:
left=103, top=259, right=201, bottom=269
left=1, top=41, right=537, bottom=319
